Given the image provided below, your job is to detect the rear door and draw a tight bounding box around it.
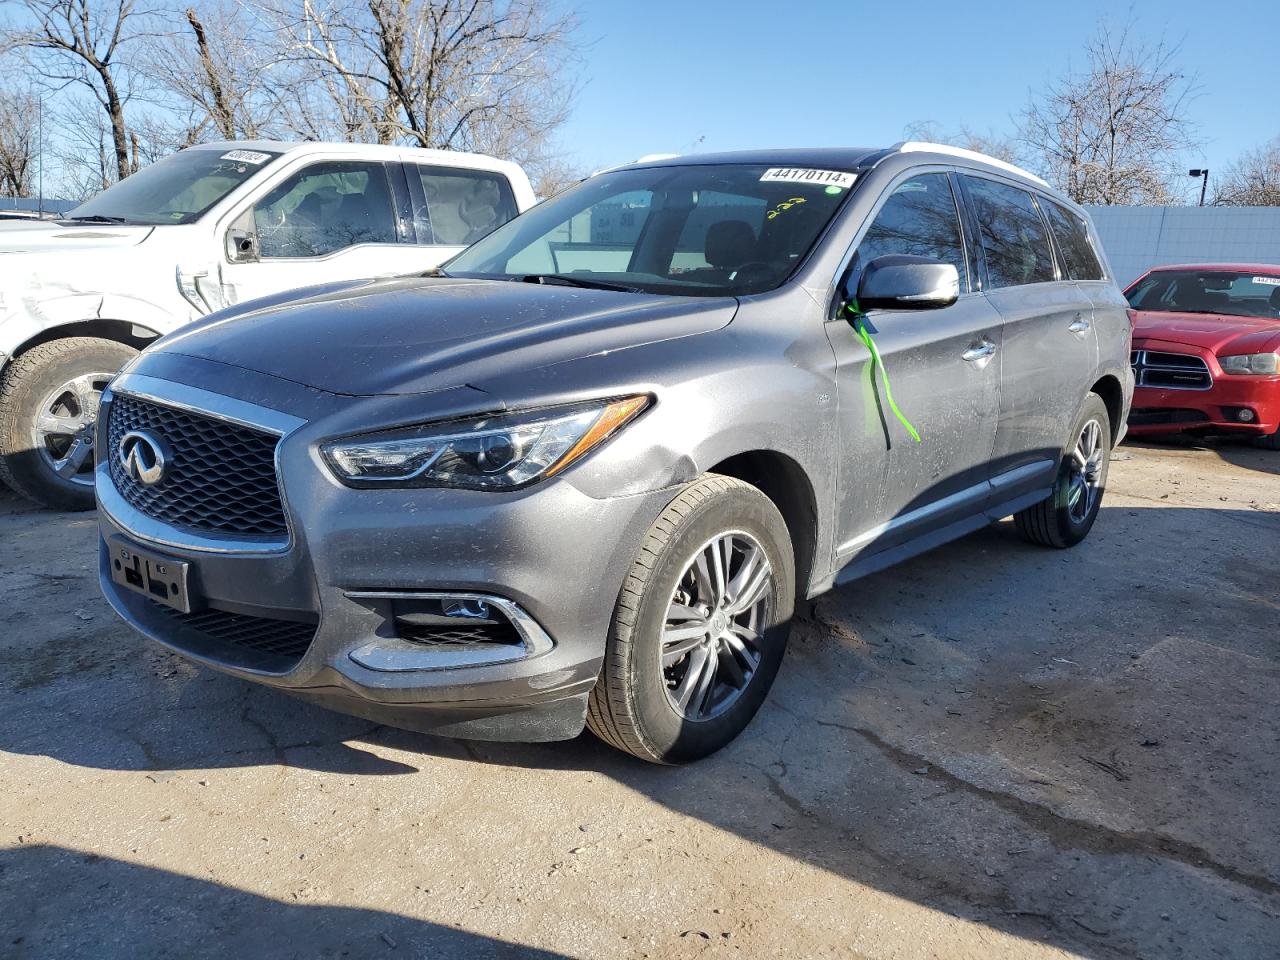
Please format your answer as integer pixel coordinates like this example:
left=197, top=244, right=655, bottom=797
left=828, top=170, right=1004, bottom=567
left=402, top=163, right=520, bottom=267
left=958, top=174, right=1097, bottom=500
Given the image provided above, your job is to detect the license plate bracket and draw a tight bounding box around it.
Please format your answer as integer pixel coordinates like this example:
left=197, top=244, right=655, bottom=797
left=108, top=537, right=197, bottom=614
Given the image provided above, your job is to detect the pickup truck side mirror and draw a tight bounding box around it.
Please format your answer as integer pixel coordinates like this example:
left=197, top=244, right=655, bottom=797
left=847, top=254, right=959, bottom=312
left=226, top=227, right=259, bottom=263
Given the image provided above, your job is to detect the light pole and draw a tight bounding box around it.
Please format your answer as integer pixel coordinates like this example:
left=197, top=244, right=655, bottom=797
left=1189, top=168, right=1209, bottom=207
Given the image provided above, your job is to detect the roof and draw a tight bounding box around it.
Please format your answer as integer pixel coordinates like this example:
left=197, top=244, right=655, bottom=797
left=182, top=139, right=520, bottom=171
left=1147, top=262, right=1280, bottom=275
left=610, top=143, right=1051, bottom=192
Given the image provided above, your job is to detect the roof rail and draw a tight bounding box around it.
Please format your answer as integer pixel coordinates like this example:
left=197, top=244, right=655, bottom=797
left=892, top=141, right=1049, bottom=188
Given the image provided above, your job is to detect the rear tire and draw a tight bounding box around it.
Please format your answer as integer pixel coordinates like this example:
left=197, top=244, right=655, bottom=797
left=1015, top=393, right=1111, bottom=549
left=0, top=337, right=138, bottom=511
left=587, top=474, right=795, bottom=764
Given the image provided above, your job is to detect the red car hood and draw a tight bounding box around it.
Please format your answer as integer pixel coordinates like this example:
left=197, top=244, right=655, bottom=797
left=1132, top=311, right=1280, bottom=356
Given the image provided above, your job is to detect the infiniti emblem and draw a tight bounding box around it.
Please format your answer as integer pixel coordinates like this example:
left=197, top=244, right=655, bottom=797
left=118, top=430, right=170, bottom=486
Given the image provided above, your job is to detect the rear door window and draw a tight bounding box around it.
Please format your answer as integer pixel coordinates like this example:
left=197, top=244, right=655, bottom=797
left=856, top=173, right=969, bottom=290
left=962, top=176, right=1057, bottom=288
left=412, top=167, right=518, bottom=245
left=1042, top=200, right=1106, bottom=281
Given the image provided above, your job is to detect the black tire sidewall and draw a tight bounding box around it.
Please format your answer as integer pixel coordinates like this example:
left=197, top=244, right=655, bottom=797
left=624, top=484, right=795, bottom=763
left=0, top=339, right=138, bottom=510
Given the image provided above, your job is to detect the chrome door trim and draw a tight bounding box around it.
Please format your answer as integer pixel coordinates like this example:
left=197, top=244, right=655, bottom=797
left=835, top=478, right=989, bottom=558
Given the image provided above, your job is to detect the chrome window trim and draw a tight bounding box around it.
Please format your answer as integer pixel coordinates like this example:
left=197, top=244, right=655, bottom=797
left=344, top=590, right=555, bottom=672
left=99, top=374, right=306, bottom=555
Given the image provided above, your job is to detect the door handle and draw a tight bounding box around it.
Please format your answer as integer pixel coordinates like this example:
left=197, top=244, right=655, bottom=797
left=1068, top=314, right=1092, bottom=336
left=962, top=340, right=997, bottom=363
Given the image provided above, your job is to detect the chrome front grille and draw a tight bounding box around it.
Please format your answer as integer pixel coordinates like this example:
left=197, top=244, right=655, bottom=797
left=106, top=393, right=288, bottom=537
left=1130, top=350, right=1213, bottom=391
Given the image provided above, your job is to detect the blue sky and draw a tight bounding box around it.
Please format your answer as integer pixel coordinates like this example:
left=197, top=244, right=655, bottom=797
left=556, top=0, right=1273, bottom=195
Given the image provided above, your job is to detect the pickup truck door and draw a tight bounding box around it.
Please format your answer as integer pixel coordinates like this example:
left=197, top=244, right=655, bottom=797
left=220, top=159, right=427, bottom=305
left=401, top=160, right=522, bottom=263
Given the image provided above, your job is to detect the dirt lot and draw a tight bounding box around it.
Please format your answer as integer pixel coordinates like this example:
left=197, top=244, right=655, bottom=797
left=1, top=439, right=1277, bottom=959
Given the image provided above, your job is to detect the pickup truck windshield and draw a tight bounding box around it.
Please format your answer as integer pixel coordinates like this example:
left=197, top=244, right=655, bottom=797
left=445, top=163, right=854, bottom=296
left=65, top=148, right=281, bottom=226
left=1128, top=269, right=1280, bottom=320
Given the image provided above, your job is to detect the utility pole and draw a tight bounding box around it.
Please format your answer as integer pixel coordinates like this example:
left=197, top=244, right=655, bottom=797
left=38, top=96, right=44, bottom=218
left=1189, top=168, right=1209, bottom=207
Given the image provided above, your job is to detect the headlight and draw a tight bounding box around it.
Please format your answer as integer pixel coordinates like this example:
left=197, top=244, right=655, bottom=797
left=321, top=396, right=649, bottom=489
left=1219, top=352, right=1279, bottom=375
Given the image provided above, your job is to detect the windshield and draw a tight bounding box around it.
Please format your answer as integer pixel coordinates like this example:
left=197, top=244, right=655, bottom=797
left=65, top=148, right=281, bottom=226
left=1127, top=270, right=1280, bottom=320
left=445, top=163, right=855, bottom=296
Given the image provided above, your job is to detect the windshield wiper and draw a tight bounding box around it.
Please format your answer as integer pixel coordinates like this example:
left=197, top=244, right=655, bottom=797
left=64, top=214, right=131, bottom=224
left=517, top=273, right=640, bottom=293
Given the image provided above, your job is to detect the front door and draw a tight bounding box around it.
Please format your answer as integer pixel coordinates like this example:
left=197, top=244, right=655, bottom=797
left=829, top=172, right=1003, bottom=569
left=221, top=160, right=426, bottom=305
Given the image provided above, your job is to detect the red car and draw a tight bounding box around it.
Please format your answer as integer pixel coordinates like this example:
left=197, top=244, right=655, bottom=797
left=1126, top=263, right=1280, bottom=448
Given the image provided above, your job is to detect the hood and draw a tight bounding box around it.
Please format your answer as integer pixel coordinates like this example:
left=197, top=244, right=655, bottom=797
left=156, top=276, right=738, bottom=396
left=0, top=219, right=155, bottom=253
left=1132, top=310, right=1280, bottom=356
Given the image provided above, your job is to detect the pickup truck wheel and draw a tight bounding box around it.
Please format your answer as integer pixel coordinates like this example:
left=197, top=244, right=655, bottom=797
left=586, top=475, right=795, bottom=764
left=0, top=338, right=138, bottom=511
left=1014, top=393, right=1111, bottom=548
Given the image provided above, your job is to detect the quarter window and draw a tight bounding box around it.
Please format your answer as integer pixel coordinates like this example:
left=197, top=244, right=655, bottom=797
left=857, top=174, right=968, bottom=288
left=414, top=167, right=518, bottom=245
left=962, top=176, right=1057, bottom=288
left=1042, top=200, right=1105, bottom=281
left=253, top=161, right=397, bottom=259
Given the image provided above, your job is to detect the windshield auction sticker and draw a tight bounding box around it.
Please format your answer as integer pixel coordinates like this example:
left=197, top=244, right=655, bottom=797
left=1252, top=276, right=1280, bottom=286
left=760, top=168, right=856, bottom=189
left=221, top=150, right=272, bottom=165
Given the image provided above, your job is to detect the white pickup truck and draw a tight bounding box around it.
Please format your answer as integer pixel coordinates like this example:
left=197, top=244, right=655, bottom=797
left=0, top=140, right=535, bottom=509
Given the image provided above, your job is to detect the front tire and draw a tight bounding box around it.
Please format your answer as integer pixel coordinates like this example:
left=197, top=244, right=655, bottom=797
left=0, top=337, right=138, bottom=511
left=1014, top=392, right=1112, bottom=548
left=587, top=475, right=795, bottom=764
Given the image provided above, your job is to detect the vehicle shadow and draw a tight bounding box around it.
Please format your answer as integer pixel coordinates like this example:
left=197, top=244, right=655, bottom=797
left=1125, top=433, right=1280, bottom=477
left=0, top=844, right=571, bottom=959
left=4, top=499, right=1278, bottom=958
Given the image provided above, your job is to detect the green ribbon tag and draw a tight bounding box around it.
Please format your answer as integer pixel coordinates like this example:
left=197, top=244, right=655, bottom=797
left=846, top=303, right=922, bottom=443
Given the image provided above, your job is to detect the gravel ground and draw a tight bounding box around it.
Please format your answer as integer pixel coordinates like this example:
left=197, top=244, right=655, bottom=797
left=1, top=438, right=1277, bottom=959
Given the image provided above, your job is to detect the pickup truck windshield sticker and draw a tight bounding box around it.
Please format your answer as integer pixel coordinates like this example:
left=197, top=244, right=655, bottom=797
left=760, top=168, right=856, bottom=189
left=221, top=150, right=272, bottom=165
left=1252, top=276, right=1280, bottom=286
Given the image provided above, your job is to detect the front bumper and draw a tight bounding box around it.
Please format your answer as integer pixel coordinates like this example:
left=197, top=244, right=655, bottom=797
left=1127, top=338, right=1280, bottom=437
left=96, top=368, right=677, bottom=742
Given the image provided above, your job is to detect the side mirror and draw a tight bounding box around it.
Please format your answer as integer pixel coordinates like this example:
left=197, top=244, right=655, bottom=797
left=226, top=227, right=258, bottom=263
left=851, top=254, right=959, bottom=312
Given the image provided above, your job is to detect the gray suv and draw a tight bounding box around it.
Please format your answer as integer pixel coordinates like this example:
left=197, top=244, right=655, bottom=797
left=97, top=144, right=1133, bottom=763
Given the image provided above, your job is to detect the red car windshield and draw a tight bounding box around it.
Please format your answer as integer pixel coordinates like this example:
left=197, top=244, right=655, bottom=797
left=1127, top=269, right=1280, bottom=320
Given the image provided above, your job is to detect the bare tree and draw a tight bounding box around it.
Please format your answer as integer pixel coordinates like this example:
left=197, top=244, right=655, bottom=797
left=1019, top=19, right=1199, bottom=205
left=6, top=0, right=159, bottom=183
left=1213, top=138, right=1280, bottom=207
left=0, top=86, right=39, bottom=196
left=146, top=0, right=279, bottom=143
left=259, top=0, right=580, bottom=167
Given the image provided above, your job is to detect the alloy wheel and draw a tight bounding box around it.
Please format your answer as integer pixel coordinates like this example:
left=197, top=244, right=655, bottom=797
left=1066, top=418, right=1105, bottom=523
left=660, top=531, right=774, bottom=721
left=31, top=372, right=111, bottom=487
